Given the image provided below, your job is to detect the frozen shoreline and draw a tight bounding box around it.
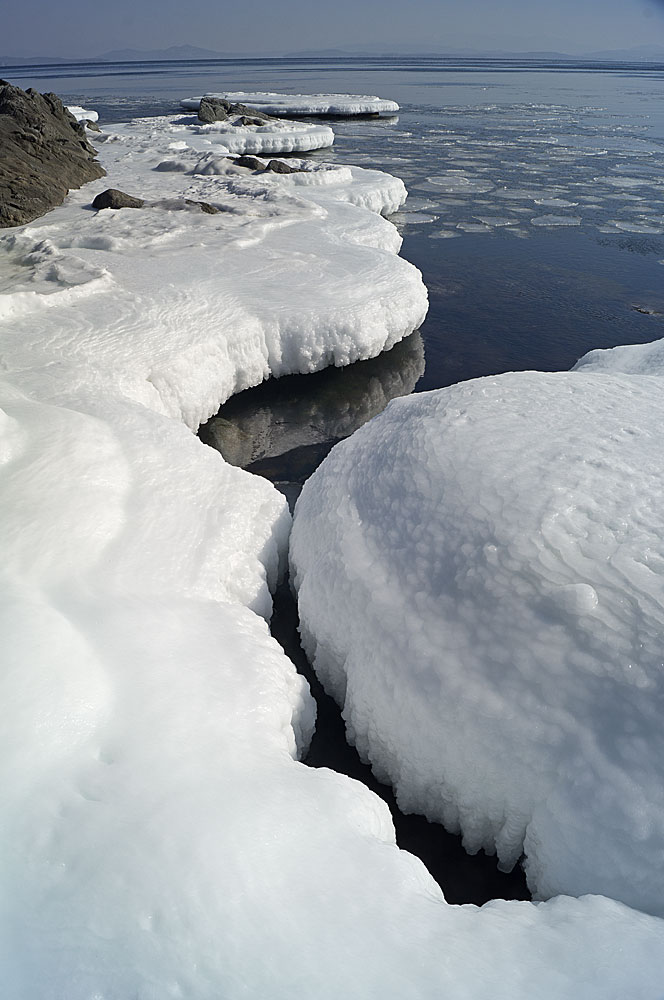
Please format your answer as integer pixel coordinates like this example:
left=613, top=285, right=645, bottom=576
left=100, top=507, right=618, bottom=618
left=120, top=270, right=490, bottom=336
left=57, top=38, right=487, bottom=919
left=1, top=99, right=664, bottom=997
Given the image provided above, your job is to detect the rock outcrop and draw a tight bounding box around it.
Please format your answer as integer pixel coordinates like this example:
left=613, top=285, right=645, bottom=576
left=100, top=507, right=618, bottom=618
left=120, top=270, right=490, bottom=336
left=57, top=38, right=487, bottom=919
left=0, top=80, right=105, bottom=228
left=197, top=96, right=273, bottom=125
left=92, top=188, right=144, bottom=210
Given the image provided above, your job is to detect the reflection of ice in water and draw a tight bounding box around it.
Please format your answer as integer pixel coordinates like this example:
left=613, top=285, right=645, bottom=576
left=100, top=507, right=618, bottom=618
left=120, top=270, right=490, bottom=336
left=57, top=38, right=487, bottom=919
left=200, top=332, right=425, bottom=481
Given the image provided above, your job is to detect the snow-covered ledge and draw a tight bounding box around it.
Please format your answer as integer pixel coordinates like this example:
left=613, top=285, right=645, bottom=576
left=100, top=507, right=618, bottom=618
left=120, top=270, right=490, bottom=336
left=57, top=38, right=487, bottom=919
left=2, top=108, right=663, bottom=997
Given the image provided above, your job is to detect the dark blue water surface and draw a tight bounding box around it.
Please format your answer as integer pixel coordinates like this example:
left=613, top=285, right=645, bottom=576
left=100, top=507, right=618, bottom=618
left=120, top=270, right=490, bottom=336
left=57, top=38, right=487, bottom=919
left=7, top=56, right=663, bottom=903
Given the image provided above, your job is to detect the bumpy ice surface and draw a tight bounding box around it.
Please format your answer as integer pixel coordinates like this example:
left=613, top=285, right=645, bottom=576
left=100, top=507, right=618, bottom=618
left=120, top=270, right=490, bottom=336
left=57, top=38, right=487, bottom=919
left=107, top=111, right=335, bottom=155
left=0, top=118, right=424, bottom=431
left=291, top=371, right=664, bottom=918
left=180, top=91, right=400, bottom=115
left=3, top=107, right=664, bottom=996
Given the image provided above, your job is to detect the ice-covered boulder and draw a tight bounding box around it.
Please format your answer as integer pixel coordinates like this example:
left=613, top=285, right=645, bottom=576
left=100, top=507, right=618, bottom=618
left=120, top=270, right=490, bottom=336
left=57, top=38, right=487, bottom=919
left=291, top=370, right=664, bottom=917
left=181, top=90, right=400, bottom=116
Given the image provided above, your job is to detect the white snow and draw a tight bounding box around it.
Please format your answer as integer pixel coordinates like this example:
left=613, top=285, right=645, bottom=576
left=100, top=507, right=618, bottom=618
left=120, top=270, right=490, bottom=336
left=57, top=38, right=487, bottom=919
left=3, top=106, right=664, bottom=997
left=66, top=105, right=99, bottom=122
left=0, top=121, right=424, bottom=431
left=291, top=371, right=664, bottom=919
left=180, top=91, right=399, bottom=116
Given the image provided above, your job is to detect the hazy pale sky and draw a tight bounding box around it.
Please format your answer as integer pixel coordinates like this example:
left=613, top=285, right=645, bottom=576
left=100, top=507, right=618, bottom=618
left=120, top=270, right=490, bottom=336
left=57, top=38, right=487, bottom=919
left=4, top=0, right=664, bottom=58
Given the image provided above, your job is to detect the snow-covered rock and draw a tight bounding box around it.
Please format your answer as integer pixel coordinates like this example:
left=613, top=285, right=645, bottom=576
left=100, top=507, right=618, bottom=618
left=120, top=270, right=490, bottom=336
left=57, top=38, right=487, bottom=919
left=574, top=335, right=664, bottom=375
left=291, top=371, right=664, bottom=918
left=180, top=90, right=399, bottom=116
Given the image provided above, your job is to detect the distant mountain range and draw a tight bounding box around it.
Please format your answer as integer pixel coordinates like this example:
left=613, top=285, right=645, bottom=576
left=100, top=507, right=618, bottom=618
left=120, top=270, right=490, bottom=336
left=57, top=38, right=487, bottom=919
left=2, top=42, right=664, bottom=68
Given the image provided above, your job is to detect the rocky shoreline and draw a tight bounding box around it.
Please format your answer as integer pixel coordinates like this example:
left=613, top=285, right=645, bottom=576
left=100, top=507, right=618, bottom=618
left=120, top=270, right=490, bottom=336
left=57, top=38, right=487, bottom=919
left=0, top=81, right=104, bottom=227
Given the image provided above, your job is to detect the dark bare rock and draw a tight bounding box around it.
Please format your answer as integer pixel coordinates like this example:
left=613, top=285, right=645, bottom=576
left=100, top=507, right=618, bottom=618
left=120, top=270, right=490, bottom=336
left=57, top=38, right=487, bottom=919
left=233, top=155, right=267, bottom=171
left=230, top=103, right=272, bottom=122
left=92, top=188, right=144, bottom=210
left=0, top=80, right=105, bottom=228
left=266, top=159, right=297, bottom=174
left=198, top=97, right=275, bottom=125
left=184, top=199, right=220, bottom=215
left=198, top=97, right=230, bottom=123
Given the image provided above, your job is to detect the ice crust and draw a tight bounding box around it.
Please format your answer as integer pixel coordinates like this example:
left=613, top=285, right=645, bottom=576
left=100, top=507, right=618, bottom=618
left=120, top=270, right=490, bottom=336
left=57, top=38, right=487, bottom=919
left=180, top=91, right=400, bottom=115
left=3, top=104, right=664, bottom=996
left=66, top=105, right=99, bottom=122
left=291, top=371, right=664, bottom=920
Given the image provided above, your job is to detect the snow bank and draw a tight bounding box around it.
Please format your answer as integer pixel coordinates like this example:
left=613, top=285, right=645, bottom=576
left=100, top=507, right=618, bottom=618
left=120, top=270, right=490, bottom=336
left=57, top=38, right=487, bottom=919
left=180, top=90, right=399, bottom=116
left=291, top=371, right=664, bottom=918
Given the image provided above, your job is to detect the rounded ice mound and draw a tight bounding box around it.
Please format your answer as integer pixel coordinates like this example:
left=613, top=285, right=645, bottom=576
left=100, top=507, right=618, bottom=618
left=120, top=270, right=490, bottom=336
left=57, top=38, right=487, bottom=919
left=290, top=370, right=664, bottom=916
left=573, top=336, right=664, bottom=376
left=180, top=92, right=399, bottom=116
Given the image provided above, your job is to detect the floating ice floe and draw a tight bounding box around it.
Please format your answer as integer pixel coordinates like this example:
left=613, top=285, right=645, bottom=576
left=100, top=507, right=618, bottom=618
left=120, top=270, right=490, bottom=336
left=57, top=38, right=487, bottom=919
left=103, top=111, right=334, bottom=156
left=605, top=219, right=664, bottom=235
left=291, top=371, right=664, bottom=922
left=531, top=214, right=582, bottom=226
left=66, top=105, right=99, bottom=122
left=180, top=91, right=399, bottom=116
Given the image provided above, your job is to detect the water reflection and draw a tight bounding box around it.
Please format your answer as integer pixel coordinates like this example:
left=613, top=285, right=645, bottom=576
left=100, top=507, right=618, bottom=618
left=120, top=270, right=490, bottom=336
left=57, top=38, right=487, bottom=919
left=199, top=331, right=425, bottom=490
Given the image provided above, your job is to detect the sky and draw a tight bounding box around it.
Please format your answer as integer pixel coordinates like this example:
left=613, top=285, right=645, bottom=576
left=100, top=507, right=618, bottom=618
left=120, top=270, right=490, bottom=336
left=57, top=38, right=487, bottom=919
left=3, top=0, right=664, bottom=59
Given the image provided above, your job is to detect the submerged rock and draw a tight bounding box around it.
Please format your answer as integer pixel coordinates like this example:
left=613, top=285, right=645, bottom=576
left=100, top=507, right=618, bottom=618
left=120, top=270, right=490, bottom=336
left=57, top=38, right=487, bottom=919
left=0, top=80, right=105, bottom=228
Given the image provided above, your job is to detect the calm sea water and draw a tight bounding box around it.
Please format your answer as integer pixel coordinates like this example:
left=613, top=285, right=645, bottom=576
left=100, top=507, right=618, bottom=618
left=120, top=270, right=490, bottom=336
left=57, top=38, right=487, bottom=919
left=6, top=57, right=663, bottom=902
left=9, top=55, right=658, bottom=479
left=8, top=57, right=663, bottom=423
